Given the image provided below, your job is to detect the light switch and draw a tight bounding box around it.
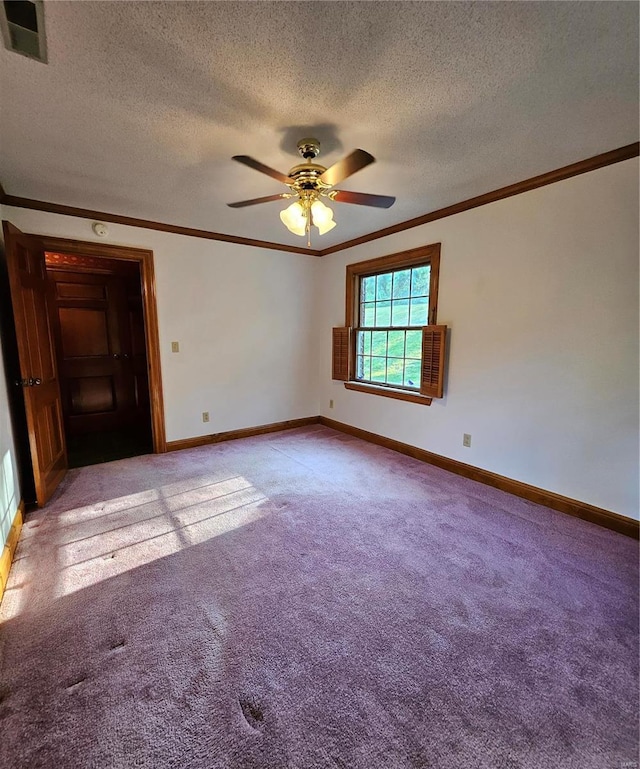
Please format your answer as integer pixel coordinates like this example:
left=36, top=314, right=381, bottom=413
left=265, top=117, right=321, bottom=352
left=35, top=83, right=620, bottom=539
left=171, top=341, right=180, bottom=353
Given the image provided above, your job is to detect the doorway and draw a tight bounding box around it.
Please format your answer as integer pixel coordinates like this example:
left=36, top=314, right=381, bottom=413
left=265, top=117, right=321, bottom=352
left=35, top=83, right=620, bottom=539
left=37, top=235, right=166, bottom=460
left=46, top=251, right=153, bottom=467
left=2, top=223, right=166, bottom=506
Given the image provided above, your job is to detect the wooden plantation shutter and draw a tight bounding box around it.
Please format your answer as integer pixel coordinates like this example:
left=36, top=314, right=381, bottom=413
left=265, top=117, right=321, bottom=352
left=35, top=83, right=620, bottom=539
left=420, top=325, right=447, bottom=398
left=332, top=327, right=350, bottom=381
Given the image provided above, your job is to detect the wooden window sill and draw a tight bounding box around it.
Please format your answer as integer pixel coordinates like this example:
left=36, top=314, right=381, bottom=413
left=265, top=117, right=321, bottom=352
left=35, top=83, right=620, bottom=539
left=344, top=381, right=432, bottom=405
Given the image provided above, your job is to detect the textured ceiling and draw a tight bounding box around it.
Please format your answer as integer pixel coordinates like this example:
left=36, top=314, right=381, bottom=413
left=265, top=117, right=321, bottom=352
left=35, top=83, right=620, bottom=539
left=0, top=1, right=637, bottom=248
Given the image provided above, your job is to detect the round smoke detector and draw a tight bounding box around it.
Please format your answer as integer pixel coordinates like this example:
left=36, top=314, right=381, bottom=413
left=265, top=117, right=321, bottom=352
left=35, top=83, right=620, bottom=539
left=92, top=222, right=108, bottom=237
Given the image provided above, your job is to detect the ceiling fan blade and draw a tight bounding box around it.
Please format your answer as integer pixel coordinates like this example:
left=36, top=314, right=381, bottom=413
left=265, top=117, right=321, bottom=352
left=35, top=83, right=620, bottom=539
left=227, top=193, right=289, bottom=208
left=320, top=149, right=375, bottom=187
left=331, top=190, right=395, bottom=208
left=232, top=155, right=291, bottom=185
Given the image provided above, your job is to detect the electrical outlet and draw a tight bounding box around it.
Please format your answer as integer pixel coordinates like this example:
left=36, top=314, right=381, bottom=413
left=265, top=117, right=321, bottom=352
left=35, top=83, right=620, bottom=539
left=329, top=399, right=334, bottom=409
left=202, top=412, right=209, bottom=423
left=171, top=341, right=180, bottom=353
left=463, top=433, right=471, bottom=448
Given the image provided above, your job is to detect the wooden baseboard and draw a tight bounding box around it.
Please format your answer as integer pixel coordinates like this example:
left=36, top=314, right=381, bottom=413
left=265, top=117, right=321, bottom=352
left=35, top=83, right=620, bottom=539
left=163, top=414, right=638, bottom=538
left=319, top=417, right=639, bottom=539
left=165, top=416, right=322, bottom=452
left=0, top=501, right=25, bottom=604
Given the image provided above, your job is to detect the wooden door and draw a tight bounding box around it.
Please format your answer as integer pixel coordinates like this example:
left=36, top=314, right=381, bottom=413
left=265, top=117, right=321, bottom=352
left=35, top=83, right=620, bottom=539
left=47, top=267, right=150, bottom=435
left=3, top=222, right=67, bottom=506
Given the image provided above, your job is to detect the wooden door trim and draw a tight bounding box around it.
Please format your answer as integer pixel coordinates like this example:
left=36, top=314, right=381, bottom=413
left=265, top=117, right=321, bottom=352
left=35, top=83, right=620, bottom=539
left=34, top=236, right=167, bottom=453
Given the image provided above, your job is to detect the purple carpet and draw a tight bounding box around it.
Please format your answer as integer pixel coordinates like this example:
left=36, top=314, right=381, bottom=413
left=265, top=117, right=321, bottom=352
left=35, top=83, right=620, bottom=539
left=0, top=426, right=637, bottom=768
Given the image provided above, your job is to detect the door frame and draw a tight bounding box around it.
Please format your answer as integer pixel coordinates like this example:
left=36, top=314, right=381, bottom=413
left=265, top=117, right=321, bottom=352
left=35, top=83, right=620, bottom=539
left=34, top=235, right=167, bottom=454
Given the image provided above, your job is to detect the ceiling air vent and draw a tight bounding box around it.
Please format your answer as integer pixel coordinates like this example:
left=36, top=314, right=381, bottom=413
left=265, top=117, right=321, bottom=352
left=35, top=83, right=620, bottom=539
left=1, top=0, right=47, bottom=62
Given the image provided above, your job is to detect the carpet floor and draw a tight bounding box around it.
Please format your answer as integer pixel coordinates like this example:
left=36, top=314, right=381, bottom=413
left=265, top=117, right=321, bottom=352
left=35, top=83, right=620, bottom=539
left=0, top=426, right=637, bottom=768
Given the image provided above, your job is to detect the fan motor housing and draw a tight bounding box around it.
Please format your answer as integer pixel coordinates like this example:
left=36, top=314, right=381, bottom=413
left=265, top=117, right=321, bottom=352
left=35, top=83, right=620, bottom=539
left=287, top=162, right=330, bottom=191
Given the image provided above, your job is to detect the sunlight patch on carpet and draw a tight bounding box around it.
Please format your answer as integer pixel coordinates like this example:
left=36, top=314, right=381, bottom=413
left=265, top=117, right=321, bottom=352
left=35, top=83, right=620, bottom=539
left=41, top=476, right=270, bottom=598
left=52, top=473, right=247, bottom=528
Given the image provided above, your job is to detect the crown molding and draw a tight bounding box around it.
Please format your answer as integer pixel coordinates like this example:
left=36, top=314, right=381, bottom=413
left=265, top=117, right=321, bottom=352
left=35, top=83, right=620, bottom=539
left=0, top=193, right=319, bottom=256
left=1, top=142, right=637, bottom=257
left=316, top=142, right=640, bottom=256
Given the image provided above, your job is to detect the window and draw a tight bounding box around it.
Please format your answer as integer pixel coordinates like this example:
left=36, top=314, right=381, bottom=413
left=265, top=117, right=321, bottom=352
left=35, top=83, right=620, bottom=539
left=333, top=244, right=446, bottom=404
left=356, top=263, right=431, bottom=388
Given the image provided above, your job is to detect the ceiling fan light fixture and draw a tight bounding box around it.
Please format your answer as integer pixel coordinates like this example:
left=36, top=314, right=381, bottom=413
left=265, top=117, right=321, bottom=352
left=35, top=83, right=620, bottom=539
left=311, top=199, right=336, bottom=235
left=280, top=201, right=307, bottom=236
left=229, top=137, right=395, bottom=245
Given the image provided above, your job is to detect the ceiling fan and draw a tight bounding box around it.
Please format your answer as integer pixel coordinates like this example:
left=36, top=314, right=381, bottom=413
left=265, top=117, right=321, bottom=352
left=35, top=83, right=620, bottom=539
left=227, top=138, right=395, bottom=246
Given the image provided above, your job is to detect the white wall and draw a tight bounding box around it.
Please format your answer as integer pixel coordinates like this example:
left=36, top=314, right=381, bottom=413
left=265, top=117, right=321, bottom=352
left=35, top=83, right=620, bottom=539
left=0, top=207, right=322, bottom=444
left=318, top=159, right=639, bottom=519
left=0, top=213, right=21, bottom=547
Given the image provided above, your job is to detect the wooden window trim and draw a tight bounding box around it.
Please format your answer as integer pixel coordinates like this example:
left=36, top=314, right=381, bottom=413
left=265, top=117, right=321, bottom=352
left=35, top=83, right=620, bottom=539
left=344, top=243, right=441, bottom=398
left=345, top=243, right=440, bottom=327
left=344, top=381, right=432, bottom=405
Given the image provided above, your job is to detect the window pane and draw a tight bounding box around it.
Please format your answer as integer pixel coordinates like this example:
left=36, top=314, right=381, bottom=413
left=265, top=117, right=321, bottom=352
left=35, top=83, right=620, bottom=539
left=387, top=359, right=404, bottom=385
left=411, top=266, right=430, bottom=297
left=387, top=330, right=405, bottom=359
left=362, top=330, right=371, bottom=355
left=356, top=355, right=371, bottom=381
left=392, top=269, right=411, bottom=299
left=404, top=360, right=421, bottom=388
left=371, top=331, right=387, bottom=356
left=371, top=357, right=386, bottom=382
left=375, top=300, right=391, bottom=326
left=376, top=272, right=392, bottom=301
left=409, top=296, right=428, bottom=325
left=362, top=275, right=376, bottom=302
left=362, top=303, right=375, bottom=327
left=356, top=330, right=365, bottom=356
left=391, top=298, right=409, bottom=326
left=405, top=330, right=421, bottom=358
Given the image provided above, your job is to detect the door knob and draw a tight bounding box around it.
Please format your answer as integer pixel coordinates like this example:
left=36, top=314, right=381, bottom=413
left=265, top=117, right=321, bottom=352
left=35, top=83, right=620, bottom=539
left=123, top=353, right=130, bottom=359
left=113, top=353, right=121, bottom=359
